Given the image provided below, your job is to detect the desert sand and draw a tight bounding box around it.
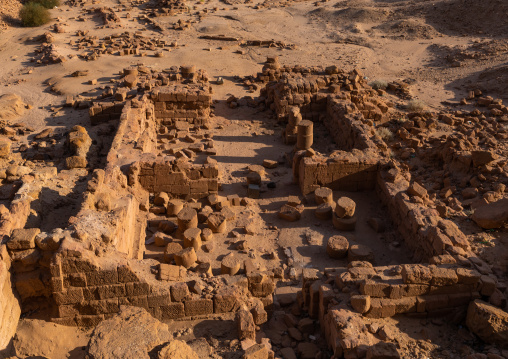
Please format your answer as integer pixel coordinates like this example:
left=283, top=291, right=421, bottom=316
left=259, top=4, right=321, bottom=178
left=0, top=0, right=507, bottom=358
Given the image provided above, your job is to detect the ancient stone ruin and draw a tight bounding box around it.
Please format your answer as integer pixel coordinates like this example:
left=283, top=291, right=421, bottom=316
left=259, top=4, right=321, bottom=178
left=0, top=37, right=507, bottom=359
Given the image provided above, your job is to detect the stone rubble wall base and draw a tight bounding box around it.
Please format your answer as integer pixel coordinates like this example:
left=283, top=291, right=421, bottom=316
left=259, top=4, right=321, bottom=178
left=50, top=253, right=275, bottom=327
left=0, top=249, right=21, bottom=351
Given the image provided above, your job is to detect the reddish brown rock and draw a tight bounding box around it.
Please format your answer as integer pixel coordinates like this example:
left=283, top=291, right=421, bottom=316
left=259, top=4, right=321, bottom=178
left=326, top=235, right=349, bottom=259
left=471, top=198, right=508, bottom=229
left=237, top=307, right=256, bottom=341
left=466, top=300, right=508, bottom=348
left=335, top=197, right=356, bottom=218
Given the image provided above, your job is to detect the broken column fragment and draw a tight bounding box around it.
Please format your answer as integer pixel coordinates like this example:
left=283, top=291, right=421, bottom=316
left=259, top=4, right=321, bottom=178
left=333, top=197, right=357, bottom=231
left=66, top=125, right=92, bottom=169
left=296, top=120, right=313, bottom=151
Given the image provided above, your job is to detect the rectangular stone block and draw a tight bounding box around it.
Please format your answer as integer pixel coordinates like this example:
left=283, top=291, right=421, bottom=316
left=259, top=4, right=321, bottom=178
left=421, top=294, right=449, bottom=311
left=85, top=270, right=119, bottom=286
left=148, top=292, right=171, bottom=308
left=214, top=290, right=241, bottom=313
left=394, top=297, right=417, bottom=314
left=86, top=299, right=120, bottom=315
left=58, top=304, right=79, bottom=318
left=126, top=282, right=150, bottom=297
left=97, top=284, right=126, bottom=299
left=54, top=288, right=84, bottom=305
left=50, top=278, right=64, bottom=292
left=75, top=314, right=104, bottom=327
left=430, top=267, right=459, bottom=286
left=119, top=296, right=149, bottom=310
left=117, top=264, right=139, bottom=283
left=184, top=299, right=213, bottom=317
left=360, top=280, right=390, bottom=297
left=159, top=302, right=185, bottom=320
left=52, top=317, right=77, bottom=326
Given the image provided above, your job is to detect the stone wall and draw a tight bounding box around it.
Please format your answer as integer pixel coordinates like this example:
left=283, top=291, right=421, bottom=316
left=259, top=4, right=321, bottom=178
left=131, top=158, right=219, bottom=200
left=295, top=151, right=379, bottom=195
left=50, top=240, right=275, bottom=326
left=263, top=75, right=328, bottom=121
left=152, top=85, right=211, bottom=127
left=263, top=69, right=392, bottom=196
left=89, top=101, right=125, bottom=125
left=337, top=263, right=492, bottom=318
left=300, top=260, right=499, bottom=358
left=376, top=166, right=471, bottom=261
left=0, top=181, right=40, bottom=351
left=325, top=97, right=383, bottom=151
left=0, top=245, right=20, bottom=352
left=106, top=97, right=156, bottom=165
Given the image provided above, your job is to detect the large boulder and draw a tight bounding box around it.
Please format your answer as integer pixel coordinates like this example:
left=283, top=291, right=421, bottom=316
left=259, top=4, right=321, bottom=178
left=11, top=319, right=88, bottom=358
left=0, top=260, right=21, bottom=351
left=466, top=300, right=508, bottom=348
left=471, top=198, right=508, bottom=229
left=86, top=306, right=171, bottom=359
left=0, top=94, right=28, bottom=120
left=158, top=340, right=199, bottom=359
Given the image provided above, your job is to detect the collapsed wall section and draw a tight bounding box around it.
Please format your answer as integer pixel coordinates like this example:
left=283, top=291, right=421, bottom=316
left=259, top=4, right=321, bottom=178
left=299, top=259, right=500, bottom=358
left=295, top=151, right=379, bottom=195
left=152, top=85, right=211, bottom=127
left=260, top=61, right=505, bottom=358
left=130, top=158, right=219, bottom=200
left=0, top=247, right=21, bottom=351
left=0, top=181, right=41, bottom=350
left=46, top=72, right=271, bottom=325
left=376, top=166, right=472, bottom=261
left=50, top=240, right=275, bottom=326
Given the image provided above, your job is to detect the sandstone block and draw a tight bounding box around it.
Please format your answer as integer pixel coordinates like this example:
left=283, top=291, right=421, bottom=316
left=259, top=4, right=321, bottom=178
left=7, top=228, right=40, bottom=250
left=326, top=235, right=349, bottom=259
left=237, top=307, right=256, bottom=341
left=430, top=267, right=459, bottom=286
left=332, top=213, right=357, bottom=231
left=314, top=187, right=333, bottom=204
left=335, top=197, right=356, bottom=218
left=184, top=299, right=213, bottom=316
left=401, top=264, right=432, bottom=284
left=174, top=248, right=197, bottom=268
left=207, top=213, right=227, bottom=233
left=348, top=244, right=374, bottom=262
left=158, top=263, right=186, bottom=281
left=466, top=300, right=508, bottom=348
left=351, top=294, right=371, bottom=314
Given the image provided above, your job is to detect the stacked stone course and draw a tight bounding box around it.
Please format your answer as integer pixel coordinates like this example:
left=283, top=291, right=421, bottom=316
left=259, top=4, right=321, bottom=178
left=50, top=249, right=275, bottom=326
left=152, top=85, right=212, bottom=127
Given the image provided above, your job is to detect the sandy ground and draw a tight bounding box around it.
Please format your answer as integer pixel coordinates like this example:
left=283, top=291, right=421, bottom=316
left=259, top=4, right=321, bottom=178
left=1, top=0, right=507, bottom=358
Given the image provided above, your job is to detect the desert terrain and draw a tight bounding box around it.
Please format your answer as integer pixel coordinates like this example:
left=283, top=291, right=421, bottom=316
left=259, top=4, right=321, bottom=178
left=0, top=0, right=507, bottom=358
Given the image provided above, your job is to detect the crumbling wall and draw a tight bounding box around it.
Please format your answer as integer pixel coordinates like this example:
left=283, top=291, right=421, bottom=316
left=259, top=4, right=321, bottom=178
left=50, top=240, right=275, bottom=326
left=325, top=97, right=382, bottom=151
left=0, top=245, right=20, bottom=351
left=264, top=74, right=328, bottom=121
left=295, top=151, right=379, bottom=195
left=152, top=85, right=211, bottom=126
left=130, top=158, right=219, bottom=200
left=300, top=260, right=499, bottom=358
left=89, top=101, right=125, bottom=125
left=376, top=166, right=471, bottom=261
left=106, top=97, right=156, bottom=164
left=336, top=263, right=492, bottom=318
left=263, top=68, right=393, bottom=195
left=0, top=181, right=40, bottom=350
